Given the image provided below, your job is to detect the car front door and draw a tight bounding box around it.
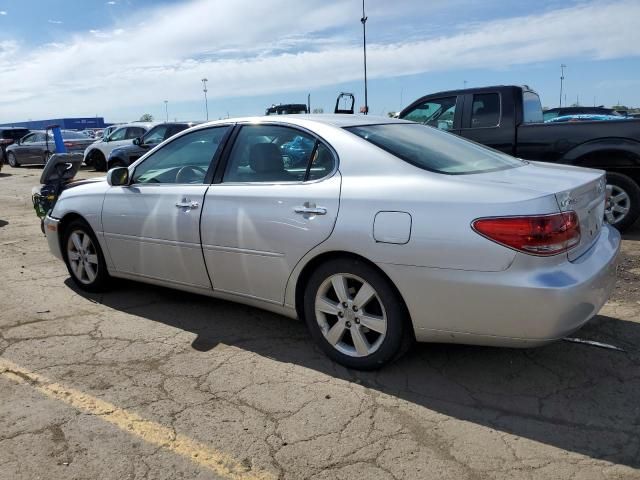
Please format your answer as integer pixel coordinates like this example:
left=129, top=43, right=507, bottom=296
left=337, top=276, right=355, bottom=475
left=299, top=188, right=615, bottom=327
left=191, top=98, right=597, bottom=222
left=14, top=133, right=38, bottom=163
left=400, top=96, right=462, bottom=135
left=201, top=123, right=341, bottom=304
left=101, top=125, right=231, bottom=289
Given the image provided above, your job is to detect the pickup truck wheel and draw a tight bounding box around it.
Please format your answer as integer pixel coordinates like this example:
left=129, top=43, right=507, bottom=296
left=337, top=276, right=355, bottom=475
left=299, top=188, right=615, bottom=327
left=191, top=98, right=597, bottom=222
left=605, top=172, right=640, bottom=231
left=7, top=152, right=19, bottom=168
left=63, top=219, right=111, bottom=292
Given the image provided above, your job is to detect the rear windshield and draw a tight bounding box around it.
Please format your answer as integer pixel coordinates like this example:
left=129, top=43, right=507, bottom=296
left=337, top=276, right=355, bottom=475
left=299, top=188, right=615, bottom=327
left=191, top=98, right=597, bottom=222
left=345, top=123, right=524, bottom=175
left=1, top=129, right=29, bottom=140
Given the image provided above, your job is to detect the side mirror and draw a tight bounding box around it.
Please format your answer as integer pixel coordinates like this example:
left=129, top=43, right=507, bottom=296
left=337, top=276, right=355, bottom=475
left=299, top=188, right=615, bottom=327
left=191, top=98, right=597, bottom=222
left=133, top=137, right=142, bottom=146
left=103, top=136, right=110, bottom=142
left=106, top=167, right=129, bottom=186
left=16, top=139, right=21, bottom=145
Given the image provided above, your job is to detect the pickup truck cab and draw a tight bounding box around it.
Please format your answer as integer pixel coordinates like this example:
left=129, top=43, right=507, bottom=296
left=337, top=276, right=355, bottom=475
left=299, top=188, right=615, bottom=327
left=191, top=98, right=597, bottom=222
left=399, top=85, right=640, bottom=230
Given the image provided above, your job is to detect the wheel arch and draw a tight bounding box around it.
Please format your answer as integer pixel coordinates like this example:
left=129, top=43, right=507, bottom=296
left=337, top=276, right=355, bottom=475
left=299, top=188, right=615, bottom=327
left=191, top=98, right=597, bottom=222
left=57, top=212, right=89, bottom=257
left=293, top=250, right=415, bottom=337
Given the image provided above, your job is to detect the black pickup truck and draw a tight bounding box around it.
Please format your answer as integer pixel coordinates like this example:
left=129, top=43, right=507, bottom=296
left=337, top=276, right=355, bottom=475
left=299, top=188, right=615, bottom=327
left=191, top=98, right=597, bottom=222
left=399, top=85, right=640, bottom=230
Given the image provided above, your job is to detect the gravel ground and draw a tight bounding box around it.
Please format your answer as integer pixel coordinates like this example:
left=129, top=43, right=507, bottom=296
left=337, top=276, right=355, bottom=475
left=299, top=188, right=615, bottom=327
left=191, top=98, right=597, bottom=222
left=1, top=164, right=639, bottom=480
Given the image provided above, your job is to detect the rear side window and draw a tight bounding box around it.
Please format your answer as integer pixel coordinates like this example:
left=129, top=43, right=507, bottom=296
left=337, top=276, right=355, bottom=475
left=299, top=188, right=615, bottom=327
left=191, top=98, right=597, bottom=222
left=471, top=93, right=500, bottom=127
left=223, top=124, right=333, bottom=183
left=126, top=127, right=146, bottom=139
left=346, top=123, right=523, bottom=175
left=522, top=91, right=543, bottom=123
left=401, top=96, right=457, bottom=131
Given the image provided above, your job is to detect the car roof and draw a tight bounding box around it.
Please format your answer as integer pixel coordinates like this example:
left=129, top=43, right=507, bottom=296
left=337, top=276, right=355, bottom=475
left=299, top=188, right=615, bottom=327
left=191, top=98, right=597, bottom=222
left=195, top=114, right=411, bottom=129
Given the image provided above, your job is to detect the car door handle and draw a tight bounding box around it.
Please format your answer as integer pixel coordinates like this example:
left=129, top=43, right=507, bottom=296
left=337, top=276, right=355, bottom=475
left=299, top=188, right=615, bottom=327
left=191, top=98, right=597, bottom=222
left=294, top=205, right=327, bottom=215
left=175, top=200, right=199, bottom=209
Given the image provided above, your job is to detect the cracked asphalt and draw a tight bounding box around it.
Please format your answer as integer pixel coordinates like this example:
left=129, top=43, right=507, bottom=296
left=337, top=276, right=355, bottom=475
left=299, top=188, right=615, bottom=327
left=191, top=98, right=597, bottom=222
left=1, top=165, right=639, bottom=479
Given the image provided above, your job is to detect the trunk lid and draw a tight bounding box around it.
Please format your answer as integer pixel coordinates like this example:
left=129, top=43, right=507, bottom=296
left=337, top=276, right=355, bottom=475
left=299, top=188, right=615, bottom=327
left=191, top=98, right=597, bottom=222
left=461, top=161, right=606, bottom=261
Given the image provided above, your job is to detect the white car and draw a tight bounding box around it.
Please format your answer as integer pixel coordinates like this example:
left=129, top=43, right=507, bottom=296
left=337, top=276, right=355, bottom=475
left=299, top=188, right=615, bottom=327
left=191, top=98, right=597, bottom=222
left=84, top=122, right=154, bottom=171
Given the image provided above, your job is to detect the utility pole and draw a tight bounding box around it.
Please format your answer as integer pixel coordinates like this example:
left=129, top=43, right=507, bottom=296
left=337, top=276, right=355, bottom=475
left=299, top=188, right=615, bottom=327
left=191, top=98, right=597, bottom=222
left=559, top=64, right=566, bottom=107
left=361, top=0, right=368, bottom=115
left=201, top=78, right=209, bottom=121
left=164, top=100, right=168, bottom=122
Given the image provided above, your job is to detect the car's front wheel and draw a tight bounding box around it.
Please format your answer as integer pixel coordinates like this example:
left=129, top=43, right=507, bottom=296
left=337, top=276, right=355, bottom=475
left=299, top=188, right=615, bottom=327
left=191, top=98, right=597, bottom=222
left=88, top=150, right=106, bottom=171
left=7, top=152, right=19, bottom=168
left=63, top=219, right=111, bottom=292
left=303, top=258, right=411, bottom=369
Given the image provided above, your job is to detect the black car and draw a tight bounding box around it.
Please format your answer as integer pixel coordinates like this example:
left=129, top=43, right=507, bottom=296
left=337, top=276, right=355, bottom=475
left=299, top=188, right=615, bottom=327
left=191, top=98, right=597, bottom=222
left=0, top=127, right=30, bottom=163
left=107, top=122, right=198, bottom=169
left=543, top=106, right=621, bottom=122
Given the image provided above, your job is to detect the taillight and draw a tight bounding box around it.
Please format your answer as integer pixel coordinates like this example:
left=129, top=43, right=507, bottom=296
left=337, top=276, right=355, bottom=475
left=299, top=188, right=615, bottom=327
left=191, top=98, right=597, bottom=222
left=63, top=142, right=75, bottom=148
left=472, top=212, right=580, bottom=256
left=0, top=139, right=12, bottom=145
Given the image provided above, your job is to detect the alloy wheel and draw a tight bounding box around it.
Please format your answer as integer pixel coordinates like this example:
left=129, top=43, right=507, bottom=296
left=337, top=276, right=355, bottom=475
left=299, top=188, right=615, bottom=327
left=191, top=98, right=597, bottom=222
left=66, top=230, right=99, bottom=285
left=605, top=184, right=630, bottom=225
left=314, top=273, right=387, bottom=357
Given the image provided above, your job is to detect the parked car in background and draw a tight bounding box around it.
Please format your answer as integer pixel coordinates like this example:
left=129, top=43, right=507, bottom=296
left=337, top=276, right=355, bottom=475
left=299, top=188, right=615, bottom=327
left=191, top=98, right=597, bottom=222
left=543, top=106, right=622, bottom=122
left=41, top=115, right=619, bottom=369
left=265, top=103, right=309, bottom=115
left=400, top=85, right=640, bottom=230
left=546, top=114, right=630, bottom=123
left=0, top=127, right=30, bottom=163
left=5, top=130, right=95, bottom=167
left=107, top=122, right=198, bottom=169
left=84, top=122, right=153, bottom=171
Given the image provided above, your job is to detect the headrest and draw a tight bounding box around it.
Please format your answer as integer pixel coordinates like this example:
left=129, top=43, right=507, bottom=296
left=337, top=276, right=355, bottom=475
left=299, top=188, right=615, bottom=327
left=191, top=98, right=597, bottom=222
left=250, top=143, right=283, bottom=173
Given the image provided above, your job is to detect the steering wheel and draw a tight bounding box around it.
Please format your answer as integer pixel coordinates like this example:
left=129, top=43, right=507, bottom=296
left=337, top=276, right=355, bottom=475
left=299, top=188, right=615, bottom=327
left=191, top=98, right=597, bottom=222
left=175, top=165, right=207, bottom=183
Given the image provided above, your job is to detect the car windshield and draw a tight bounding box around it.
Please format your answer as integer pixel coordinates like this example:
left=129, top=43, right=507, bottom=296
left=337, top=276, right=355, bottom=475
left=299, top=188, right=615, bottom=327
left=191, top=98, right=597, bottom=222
left=346, top=123, right=524, bottom=175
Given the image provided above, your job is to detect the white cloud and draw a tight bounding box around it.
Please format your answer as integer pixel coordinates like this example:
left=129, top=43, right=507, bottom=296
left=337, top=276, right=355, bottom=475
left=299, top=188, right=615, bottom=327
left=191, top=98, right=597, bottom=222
left=48, top=19, right=63, bottom=24
left=107, top=1, right=116, bottom=4
left=0, top=11, right=7, bottom=15
left=0, top=0, right=639, bottom=121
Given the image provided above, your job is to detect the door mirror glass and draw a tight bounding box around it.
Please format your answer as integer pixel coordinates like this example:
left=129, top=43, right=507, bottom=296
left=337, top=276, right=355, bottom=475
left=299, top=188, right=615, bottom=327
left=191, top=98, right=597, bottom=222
left=107, top=167, right=129, bottom=186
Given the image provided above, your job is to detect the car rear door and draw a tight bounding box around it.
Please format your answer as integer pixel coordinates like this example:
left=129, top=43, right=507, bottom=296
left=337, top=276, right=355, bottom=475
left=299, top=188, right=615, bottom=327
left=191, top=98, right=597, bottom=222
left=101, top=125, right=232, bottom=289
left=459, top=91, right=516, bottom=154
left=201, top=123, right=341, bottom=304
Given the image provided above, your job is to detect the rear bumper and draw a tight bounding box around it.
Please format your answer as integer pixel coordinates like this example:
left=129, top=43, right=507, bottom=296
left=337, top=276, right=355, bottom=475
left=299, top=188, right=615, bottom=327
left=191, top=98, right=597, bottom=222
left=43, top=215, right=63, bottom=261
left=378, top=224, right=621, bottom=347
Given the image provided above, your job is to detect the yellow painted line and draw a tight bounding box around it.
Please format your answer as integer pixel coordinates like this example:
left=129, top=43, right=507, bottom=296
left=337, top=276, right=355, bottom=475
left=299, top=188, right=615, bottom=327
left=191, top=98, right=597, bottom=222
left=0, top=358, right=274, bottom=480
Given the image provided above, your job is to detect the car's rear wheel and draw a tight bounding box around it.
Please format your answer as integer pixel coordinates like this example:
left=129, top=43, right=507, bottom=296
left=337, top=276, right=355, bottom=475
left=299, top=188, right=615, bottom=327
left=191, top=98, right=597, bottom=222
left=303, top=258, right=411, bottom=369
left=605, top=172, right=640, bottom=231
left=63, top=219, right=111, bottom=292
left=89, top=150, right=106, bottom=171
left=7, top=152, right=19, bottom=168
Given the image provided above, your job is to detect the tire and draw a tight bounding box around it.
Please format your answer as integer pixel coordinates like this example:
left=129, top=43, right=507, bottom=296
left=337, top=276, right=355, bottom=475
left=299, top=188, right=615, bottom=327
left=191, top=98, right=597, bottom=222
left=605, top=172, right=640, bottom=232
left=89, top=150, right=106, bottom=171
left=7, top=152, right=19, bottom=168
left=62, top=219, right=111, bottom=292
left=109, top=158, right=127, bottom=169
left=303, top=257, right=411, bottom=370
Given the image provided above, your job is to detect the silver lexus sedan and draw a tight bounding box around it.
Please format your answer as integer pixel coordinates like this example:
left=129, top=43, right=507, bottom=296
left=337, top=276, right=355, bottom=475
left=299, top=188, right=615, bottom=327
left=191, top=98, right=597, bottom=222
left=42, top=115, right=620, bottom=369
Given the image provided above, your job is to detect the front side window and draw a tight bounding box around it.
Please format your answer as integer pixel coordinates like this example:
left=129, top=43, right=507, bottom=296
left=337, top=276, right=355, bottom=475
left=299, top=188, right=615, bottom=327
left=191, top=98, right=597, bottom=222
left=132, top=126, right=229, bottom=184
left=471, top=93, right=500, bottom=128
left=126, top=127, right=146, bottom=139
left=142, top=125, right=169, bottom=145
left=522, top=91, right=544, bottom=123
left=347, top=123, right=523, bottom=175
left=401, top=96, right=457, bottom=131
left=543, top=111, right=559, bottom=122
left=224, top=124, right=329, bottom=183
left=108, top=127, right=127, bottom=142
left=21, top=133, right=36, bottom=144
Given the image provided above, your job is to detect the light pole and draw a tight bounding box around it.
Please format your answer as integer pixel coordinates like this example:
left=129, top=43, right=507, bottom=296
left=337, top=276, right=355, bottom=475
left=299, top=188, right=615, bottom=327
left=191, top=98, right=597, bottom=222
left=361, top=0, right=368, bottom=115
left=559, top=64, right=566, bottom=107
left=201, top=78, right=209, bottom=121
left=463, top=80, right=467, bottom=89
left=164, top=100, right=168, bottom=122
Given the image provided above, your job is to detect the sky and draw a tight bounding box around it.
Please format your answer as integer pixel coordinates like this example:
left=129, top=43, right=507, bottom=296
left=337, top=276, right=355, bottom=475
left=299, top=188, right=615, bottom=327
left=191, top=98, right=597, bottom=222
left=0, top=0, right=639, bottom=124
